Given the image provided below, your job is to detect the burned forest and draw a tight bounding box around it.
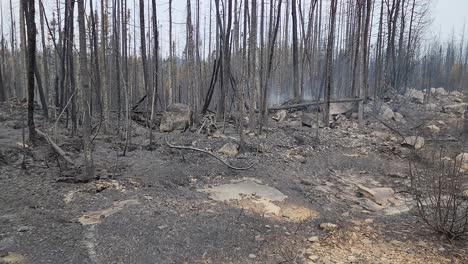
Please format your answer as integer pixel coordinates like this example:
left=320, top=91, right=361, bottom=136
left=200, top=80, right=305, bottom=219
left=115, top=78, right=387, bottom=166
left=0, top=0, right=468, bottom=263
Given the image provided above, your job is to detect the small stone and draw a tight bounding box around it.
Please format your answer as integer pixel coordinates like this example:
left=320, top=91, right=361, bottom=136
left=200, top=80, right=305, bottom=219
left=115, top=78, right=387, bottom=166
left=293, top=155, right=307, bottom=164
left=307, top=255, right=319, bottom=261
left=157, top=225, right=167, bottom=230
left=307, top=236, right=319, bottom=243
left=424, top=125, right=440, bottom=134
left=364, top=218, right=374, bottom=224
left=438, top=247, right=445, bottom=252
left=390, top=240, right=403, bottom=246
left=416, top=241, right=427, bottom=247
left=348, top=256, right=357, bottom=262
left=17, top=226, right=32, bottom=232
left=254, top=235, right=264, bottom=241
left=265, top=225, right=271, bottom=228
left=394, top=112, right=404, bottom=123
left=361, top=238, right=372, bottom=244
left=249, top=254, right=257, bottom=259
left=300, top=179, right=313, bottom=186
left=218, top=143, right=239, bottom=157
left=319, top=223, right=338, bottom=232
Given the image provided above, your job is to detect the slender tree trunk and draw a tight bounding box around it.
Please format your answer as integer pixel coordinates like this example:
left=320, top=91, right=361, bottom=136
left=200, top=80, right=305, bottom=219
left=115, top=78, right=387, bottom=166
left=248, top=0, right=258, bottom=131
left=77, top=0, right=95, bottom=181
left=291, top=0, right=300, bottom=101
left=323, top=0, right=338, bottom=124
left=39, top=0, right=50, bottom=109
left=23, top=0, right=36, bottom=144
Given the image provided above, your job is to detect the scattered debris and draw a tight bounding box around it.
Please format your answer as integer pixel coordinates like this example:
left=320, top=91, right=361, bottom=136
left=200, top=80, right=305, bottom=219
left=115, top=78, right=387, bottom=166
left=78, top=199, right=140, bottom=225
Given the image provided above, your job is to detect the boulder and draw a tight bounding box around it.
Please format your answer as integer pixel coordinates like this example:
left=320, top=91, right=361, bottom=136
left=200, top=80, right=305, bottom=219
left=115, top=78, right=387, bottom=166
left=330, top=102, right=354, bottom=116
left=450, top=90, right=464, bottom=98
left=455, top=153, right=468, bottom=172
left=424, top=103, right=439, bottom=111
left=218, top=143, right=239, bottom=157
left=302, top=113, right=325, bottom=128
left=272, top=110, right=287, bottom=122
left=394, top=112, right=405, bottom=123
left=402, top=136, right=425, bottom=149
left=160, top=104, right=192, bottom=132
left=430, top=87, right=448, bottom=96
left=424, top=125, right=440, bottom=135
left=380, top=105, right=395, bottom=120
left=442, top=103, right=467, bottom=115
left=405, top=89, right=425, bottom=104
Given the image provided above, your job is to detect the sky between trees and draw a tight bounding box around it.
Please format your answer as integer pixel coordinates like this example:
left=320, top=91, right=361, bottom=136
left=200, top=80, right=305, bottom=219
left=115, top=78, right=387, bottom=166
left=0, top=0, right=467, bottom=57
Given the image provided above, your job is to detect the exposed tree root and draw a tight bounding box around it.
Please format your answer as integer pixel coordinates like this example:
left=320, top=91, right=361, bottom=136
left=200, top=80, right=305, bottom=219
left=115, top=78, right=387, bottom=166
left=165, top=135, right=254, bottom=170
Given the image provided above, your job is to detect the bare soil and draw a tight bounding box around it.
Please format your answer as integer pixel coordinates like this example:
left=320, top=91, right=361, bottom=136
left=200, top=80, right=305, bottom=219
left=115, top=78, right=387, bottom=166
left=0, top=94, right=467, bottom=264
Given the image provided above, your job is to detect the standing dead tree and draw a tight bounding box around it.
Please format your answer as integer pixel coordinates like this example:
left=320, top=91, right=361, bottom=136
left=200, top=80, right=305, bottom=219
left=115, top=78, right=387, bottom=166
left=78, top=0, right=95, bottom=181
left=323, top=0, right=338, bottom=124
left=23, top=0, right=37, bottom=144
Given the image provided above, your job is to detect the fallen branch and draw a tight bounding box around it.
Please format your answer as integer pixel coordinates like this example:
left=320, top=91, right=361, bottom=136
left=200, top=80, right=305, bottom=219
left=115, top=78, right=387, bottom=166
left=35, top=128, right=75, bottom=166
left=165, top=135, right=254, bottom=170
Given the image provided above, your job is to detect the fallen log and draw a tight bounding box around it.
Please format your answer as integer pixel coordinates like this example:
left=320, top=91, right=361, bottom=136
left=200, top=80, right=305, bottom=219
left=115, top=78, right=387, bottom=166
left=268, top=98, right=363, bottom=111
left=35, top=128, right=75, bottom=166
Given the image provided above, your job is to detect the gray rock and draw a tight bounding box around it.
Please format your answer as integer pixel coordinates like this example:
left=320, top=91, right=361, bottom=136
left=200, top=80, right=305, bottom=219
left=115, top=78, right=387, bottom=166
left=405, top=89, right=425, bottom=104
left=307, top=236, right=319, bottom=243
left=302, top=113, right=325, bottom=128
left=330, top=102, right=354, bottom=116
left=272, top=110, right=287, bottom=122
left=402, top=136, right=425, bottom=149
left=430, top=87, right=448, bottom=96
left=380, top=105, right=394, bottom=120
left=424, top=125, right=440, bottom=135
left=442, top=103, right=467, bottom=115
left=218, top=143, right=239, bottom=157
left=424, top=103, right=438, bottom=111
left=160, top=103, right=192, bottom=132
left=319, top=223, right=338, bottom=231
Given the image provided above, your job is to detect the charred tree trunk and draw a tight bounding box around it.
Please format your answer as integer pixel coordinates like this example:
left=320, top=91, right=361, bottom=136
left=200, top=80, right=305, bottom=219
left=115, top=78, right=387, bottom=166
left=77, top=0, right=95, bottom=181
left=323, top=0, right=338, bottom=124
left=23, top=0, right=37, bottom=144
